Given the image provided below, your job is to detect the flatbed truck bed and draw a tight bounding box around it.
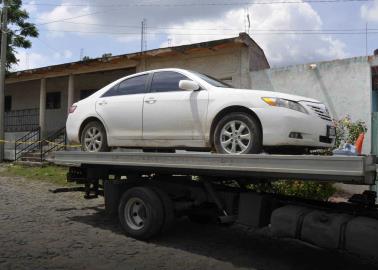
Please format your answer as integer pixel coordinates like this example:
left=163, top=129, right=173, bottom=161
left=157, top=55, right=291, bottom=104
left=48, top=151, right=378, bottom=260
left=50, top=151, right=376, bottom=184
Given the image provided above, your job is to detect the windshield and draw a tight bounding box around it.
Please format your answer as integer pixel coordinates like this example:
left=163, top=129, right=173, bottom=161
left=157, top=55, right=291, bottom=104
left=191, top=71, right=234, bottom=88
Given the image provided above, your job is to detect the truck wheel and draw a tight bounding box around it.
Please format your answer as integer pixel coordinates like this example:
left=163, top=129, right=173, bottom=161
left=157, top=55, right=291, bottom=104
left=81, top=121, right=110, bottom=152
left=118, top=187, right=164, bottom=240
left=213, top=112, right=262, bottom=154
left=151, top=186, right=175, bottom=233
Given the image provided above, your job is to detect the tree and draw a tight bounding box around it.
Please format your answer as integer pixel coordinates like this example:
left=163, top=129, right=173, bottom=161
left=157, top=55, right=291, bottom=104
left=2, top=0, right=38, bottom=70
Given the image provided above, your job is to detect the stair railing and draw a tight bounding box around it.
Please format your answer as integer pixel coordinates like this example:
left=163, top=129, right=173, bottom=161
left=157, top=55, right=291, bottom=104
left=14, top=127, right=41, bottom=161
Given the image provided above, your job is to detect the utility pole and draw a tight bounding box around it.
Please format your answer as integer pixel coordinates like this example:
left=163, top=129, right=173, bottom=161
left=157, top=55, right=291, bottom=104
left=0, top=0, right=8, bottom=162
left=140, top=18, right=147, bottom=72
left=140, top=18, right=147, bottom=53
left=366, top=23, right=368, bottom=56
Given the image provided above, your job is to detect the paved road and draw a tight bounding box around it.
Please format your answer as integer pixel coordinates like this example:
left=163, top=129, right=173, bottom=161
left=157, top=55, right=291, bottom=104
left=0, top=175, right=377, bottom=270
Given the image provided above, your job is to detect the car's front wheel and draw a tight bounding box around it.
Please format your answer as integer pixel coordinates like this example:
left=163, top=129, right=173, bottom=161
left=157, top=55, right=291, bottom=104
left=81, top=121, right=110, bottom=152
left=213, top=112, right=262, bottom=154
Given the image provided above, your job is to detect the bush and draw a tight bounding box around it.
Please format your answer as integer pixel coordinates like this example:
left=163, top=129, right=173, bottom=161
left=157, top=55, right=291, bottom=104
left=271, top=181, right=336, bottom=201
left=334, top=115, right=367, bottom=148
left=251, top=116, right=367, bottom=201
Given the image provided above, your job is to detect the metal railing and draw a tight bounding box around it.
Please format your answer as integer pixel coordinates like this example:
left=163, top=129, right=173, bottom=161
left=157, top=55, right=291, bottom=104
left=42, top=127, right=67, bottom=157
left=14, top=127, right=41, bottom=161
left=14, top=127, right=67, bottom=162
left=5, top=108, right=39, bottom=132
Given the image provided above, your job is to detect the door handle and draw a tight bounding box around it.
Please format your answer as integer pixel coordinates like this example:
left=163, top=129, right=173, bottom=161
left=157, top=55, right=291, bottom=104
left=98, top=100, right=107, bottom=105
left=145, top=98, right=156, bottom=104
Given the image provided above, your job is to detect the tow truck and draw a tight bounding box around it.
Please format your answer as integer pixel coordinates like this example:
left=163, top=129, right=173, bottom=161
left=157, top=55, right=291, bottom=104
left=48, top=151, right=378, bottom=259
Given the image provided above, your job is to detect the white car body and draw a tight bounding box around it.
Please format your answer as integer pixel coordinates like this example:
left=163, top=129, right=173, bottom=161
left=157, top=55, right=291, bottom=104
left=66, top=68, right=335, bottom=151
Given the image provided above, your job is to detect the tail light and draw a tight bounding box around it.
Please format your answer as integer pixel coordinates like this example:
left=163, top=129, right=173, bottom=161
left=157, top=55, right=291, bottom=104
left=69, top=105, right=77, bottom=114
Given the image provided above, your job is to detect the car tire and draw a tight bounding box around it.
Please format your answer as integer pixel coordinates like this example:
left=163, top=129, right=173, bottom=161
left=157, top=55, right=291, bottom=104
left=150, top=186, right=175, bottom=233
left=213, top=112, right=262, bottom=154
left=81, top=121, right=110, bottom=152
left=118, top=186, right=164, bottom=240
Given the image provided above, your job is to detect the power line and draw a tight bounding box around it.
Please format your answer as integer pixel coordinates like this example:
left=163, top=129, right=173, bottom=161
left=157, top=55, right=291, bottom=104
left=34, top=21, right=378, bottom=32
left=23, top=0, right=374, bottom=7
left=36, top=29, right=378, bottom=35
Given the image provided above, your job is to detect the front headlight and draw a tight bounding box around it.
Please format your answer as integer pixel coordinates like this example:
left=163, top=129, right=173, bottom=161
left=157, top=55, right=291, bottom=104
left=262, top=97, right=308, bottom=114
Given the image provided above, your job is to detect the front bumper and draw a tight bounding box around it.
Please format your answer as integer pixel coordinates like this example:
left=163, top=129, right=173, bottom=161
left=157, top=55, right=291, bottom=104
left=253, top=107, right=335, bottom=148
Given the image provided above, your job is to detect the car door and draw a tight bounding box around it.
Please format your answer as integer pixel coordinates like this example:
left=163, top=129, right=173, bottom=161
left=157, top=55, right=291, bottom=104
left=142, top=71, right=209, bottom=143
left=95, top=74, right=149, bottom=141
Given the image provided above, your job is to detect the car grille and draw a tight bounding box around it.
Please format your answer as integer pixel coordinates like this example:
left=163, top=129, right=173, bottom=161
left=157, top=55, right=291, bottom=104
left=307, top=104, right=332, bottom=122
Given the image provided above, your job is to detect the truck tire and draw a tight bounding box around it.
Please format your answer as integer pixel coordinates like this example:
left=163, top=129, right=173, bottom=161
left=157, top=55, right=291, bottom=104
left=81, top=121, right=110, bottom=152
left=150, top=186, right=175, bottom=233
left=213, top=112, right=262, bottom=154
left=118, top=186, right=164, bottom=240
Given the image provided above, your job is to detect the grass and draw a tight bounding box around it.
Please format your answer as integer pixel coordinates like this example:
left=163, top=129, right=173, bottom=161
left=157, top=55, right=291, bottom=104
left=2, top=164, right=71, bottom=186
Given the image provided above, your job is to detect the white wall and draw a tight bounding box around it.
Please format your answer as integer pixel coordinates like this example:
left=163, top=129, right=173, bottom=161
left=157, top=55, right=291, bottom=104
left=250, top=56, right=373, bottom=154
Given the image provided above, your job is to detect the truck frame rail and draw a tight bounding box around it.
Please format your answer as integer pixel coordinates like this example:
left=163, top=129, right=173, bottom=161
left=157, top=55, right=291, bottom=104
left=48, top=151, right=377, bottom=185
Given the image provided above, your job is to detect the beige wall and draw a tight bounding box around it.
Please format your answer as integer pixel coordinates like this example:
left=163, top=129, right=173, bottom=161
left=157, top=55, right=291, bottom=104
left=140, top=46, right=251, bottom=89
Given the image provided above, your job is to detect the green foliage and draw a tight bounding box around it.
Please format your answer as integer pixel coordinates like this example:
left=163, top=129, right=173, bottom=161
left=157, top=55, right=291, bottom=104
left=271, top=180, right=337, bottom=201
left=249, top=181, right=336, bottom=201
left=3, top=164, right=70, bottom=186
left=3, top=0, right=38, bottom=70
left=334, top=115, right=367, bottom=148
left=251, top=116, right=367, bottom=201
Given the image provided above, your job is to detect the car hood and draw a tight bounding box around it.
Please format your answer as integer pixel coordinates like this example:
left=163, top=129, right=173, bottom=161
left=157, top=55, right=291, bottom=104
left=221, top=88, right=321, bottom=103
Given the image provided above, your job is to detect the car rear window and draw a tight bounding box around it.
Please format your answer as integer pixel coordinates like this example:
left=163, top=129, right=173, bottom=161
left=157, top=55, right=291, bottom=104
left=102, top=74, right=148, bottom=97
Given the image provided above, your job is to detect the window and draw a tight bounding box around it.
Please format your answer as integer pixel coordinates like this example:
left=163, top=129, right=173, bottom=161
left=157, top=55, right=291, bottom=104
left=5, top=96, right=11, bottom=112
left=150, top=71, right=189, bottom=93
left=80, top=89, right=96, bottom=100
left=102, top=74, right=148, bottom=97
left=46, top=92, right=61, bottom=109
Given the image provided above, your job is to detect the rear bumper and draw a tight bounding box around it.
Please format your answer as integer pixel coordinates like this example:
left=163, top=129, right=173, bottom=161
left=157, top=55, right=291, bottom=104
left=66, top=115, right=81, bottom=144
left=253, top=107, right=335, bottom=148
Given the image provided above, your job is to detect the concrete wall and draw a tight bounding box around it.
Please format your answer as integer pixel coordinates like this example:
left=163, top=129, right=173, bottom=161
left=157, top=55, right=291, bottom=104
left=142, top=46, right=251, bottom=89
left=250, top=56, right=373, bottom=154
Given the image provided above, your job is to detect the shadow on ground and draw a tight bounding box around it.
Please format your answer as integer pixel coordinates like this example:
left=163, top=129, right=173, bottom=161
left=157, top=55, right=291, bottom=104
left=67, top=206, right=378, bottom=270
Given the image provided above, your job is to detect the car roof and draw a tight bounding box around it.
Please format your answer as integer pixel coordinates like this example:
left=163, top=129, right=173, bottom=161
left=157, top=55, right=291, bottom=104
left=128, top=68, right=191, bottom=78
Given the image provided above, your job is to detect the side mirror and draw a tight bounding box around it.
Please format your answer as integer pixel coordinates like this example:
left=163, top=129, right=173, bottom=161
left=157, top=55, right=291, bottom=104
left=179, top=80, right=200, bottom=91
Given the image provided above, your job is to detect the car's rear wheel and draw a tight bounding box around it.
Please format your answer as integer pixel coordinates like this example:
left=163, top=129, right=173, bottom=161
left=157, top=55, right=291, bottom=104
left=213, top=112, right=262, bottom=154
left=81, top=121, right=109, bottom=152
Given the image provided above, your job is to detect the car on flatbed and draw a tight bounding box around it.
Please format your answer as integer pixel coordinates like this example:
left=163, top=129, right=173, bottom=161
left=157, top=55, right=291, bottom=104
left=66, top=68, right=335, bottom=154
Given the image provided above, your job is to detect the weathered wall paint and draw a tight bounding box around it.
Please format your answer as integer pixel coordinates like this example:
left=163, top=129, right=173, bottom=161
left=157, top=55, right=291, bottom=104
left=250, top=56, right=373, bottom=154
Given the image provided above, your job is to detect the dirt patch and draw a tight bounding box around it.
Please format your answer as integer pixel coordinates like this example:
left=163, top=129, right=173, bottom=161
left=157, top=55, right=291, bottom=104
left=0, top=176, right=377, bottom=270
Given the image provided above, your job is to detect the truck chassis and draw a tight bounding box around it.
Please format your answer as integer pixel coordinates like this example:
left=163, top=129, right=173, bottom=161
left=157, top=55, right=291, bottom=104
left=49, top=151, right=378, bottom=259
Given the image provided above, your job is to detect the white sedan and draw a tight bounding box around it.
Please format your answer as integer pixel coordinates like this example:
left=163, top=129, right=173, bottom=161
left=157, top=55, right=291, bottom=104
left=66, top=68, right=335, bottom=154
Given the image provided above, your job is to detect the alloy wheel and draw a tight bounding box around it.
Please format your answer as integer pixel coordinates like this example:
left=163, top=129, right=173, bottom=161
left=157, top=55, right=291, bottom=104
left=84, top=126, right=103, bottom=152
left=220, top=120, right=252, bottom=154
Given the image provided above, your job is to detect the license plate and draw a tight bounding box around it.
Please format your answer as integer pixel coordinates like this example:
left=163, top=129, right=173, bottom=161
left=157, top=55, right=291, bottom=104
left=327, top=126, right=336, bottom=138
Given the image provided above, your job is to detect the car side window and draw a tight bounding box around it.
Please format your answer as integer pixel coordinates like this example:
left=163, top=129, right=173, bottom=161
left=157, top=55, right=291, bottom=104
left=150, top=71, right=189, bottom=93
left=102, top=74, right=148, bottom=97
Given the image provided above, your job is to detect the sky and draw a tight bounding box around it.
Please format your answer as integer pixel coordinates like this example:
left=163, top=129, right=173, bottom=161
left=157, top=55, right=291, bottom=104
left=11, top=0, right=378, bottom=71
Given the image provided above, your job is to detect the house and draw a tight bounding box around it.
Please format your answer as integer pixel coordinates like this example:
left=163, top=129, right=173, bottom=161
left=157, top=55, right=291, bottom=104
left=4, top=33, right=269, bottom=160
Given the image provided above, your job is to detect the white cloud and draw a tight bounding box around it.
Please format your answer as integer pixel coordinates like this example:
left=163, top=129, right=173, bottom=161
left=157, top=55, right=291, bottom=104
left=31, top=1, right=348, bottom=67
left=361, top=0, right=378, bottom=22
left=37, top=2, right=99, bottom=38
left=162, top=5, right=348, bottom=67
left=13, top=51, right=50, bottom=71
left=13, top=49, right=74, bottom=71
left=23, top=0, right=37, bottom=14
